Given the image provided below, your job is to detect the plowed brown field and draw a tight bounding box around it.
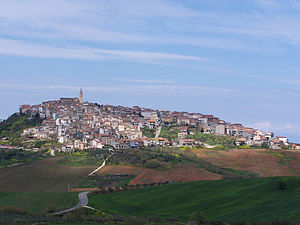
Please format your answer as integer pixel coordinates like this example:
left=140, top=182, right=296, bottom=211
left=98, top=164, right=221, bottom=185
left=193, top=149, right=300, bottom=177
left=0, top=156, right=96, bottom=192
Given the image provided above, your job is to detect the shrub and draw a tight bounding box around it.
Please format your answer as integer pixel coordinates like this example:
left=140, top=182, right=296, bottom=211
left=190, top=211, right=205, bottom=225
left=144, top=160, right=161, bottom=169
left=168, top=215, right=179, bottom=222
left=278, top=181, right=287, bottom=190
left=0, top=206, right=25, bottom=215
left=271, top=219, right=296, bottom=225
left=47, top=205, right=57, bottom=213
left=229, top=221, right=248, bottom=225
left=210, top=221, right=225, bottom=225
left=13, top=218, right=27, bottom=225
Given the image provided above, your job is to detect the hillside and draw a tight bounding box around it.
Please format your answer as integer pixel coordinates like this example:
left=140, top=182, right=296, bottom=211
left=89, top=176, right=300, bottom=222
left=0, top=156, right=96, bottom=192
left=0, top=192, right=78, bottom=214
left=0, top=112, right=44, bottom=148
left=193, top=149, right=300, bottom=177
left=0, top=113, right=42, bottom=139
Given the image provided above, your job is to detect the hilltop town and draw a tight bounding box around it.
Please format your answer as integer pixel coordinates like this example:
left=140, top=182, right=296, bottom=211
left=14, top=89, right=295, bottom=151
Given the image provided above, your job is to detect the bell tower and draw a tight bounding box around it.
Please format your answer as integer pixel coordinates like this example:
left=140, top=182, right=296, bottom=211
left=79, top=88, right=83, bottom=104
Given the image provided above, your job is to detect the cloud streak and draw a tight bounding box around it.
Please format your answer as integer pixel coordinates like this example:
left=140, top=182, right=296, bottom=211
left=0, top=38, right=206, bottom=63
left=112, top=79, right=174, bottom=84
left=0, top=82, right=230, bottom=95
left=1, top=0, right=300, bottom=54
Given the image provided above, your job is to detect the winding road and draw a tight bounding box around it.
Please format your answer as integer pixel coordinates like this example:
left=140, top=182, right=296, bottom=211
left=51, top=191, right=90, bottom=215
left=52, top=155, right=110, bottom=215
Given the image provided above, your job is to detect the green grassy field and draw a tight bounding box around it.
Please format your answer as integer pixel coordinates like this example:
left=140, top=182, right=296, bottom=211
left=89, top=176, right=300, bottom=222
left=42, top=223, right=119, bottom=225
left=0, top=192, right=78, bottom=214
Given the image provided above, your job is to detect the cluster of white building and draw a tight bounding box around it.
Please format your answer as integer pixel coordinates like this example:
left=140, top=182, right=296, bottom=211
left=19, top=92, right=290, bottom=150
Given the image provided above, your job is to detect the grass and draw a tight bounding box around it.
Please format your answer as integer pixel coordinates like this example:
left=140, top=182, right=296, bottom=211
left=141, top=127, right=156, bottom=138
left=0, top=148, right=49, bottom=168
left=76, top=175, right=135, bottom=188
left=191, top=132, right=236, bottom=147
left=0, top=192, right=78, bottom=214
left=41, top=223, right=119, bottom=225
left=160, top=127, right=180, bottom=141
left=57, top=154, right=104, bottom=167
left=89, top=176, right=300, bottom=222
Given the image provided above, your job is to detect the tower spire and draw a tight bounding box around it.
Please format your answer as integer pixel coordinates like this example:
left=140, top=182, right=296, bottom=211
left=79, top=88, right=83, bottom=104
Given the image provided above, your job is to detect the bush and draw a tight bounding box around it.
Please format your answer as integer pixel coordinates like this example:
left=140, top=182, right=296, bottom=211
left=13, top=218, right=27, bottom=225
left=190, top=211, right=205, bottom=225
left=278, top=181, right=287, bottom=190
left=47, top=205, right=57, bottom=213
left=210, top=221, right=225, bottom=225
left=0, top=206, right=25, bottom=215
left=144, top=160, right=161, bottom=169
left=168, top=215, right=179, bottom=222
left=125, top=216, right=146, bottom=225
left=271, top=219, right=296, bottom=225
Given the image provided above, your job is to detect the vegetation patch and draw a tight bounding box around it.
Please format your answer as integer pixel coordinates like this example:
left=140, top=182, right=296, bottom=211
left=160, top=126, right=180, bottom=141
left=107, top=148, right=185, bottom=167
left=191, top=132, right=236, bottom=147
left=89, top=177, right=300, bottom=222
left=141, top=128, right=156, bottom=138
left=76, top=174, right=135, bottom=189
left=0, top=113, right=44, bottom=147
left=0, top=192, right=78, bottom=214
left=0, top=148, right=49, bottom=168
left=57, top=154, right=104, bottom=167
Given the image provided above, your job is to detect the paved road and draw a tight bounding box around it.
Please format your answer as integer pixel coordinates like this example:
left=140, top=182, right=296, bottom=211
left=51, top=191, right=89, bottom=215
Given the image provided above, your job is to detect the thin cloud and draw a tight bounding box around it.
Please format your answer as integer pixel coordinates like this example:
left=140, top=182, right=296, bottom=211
left=0, top=38, right=206, bottom=63
left=1, top=0, right=300, bottom=52
left=113, top=79, right=174, bottom=84
left=0, top=82, right=230, bottom=95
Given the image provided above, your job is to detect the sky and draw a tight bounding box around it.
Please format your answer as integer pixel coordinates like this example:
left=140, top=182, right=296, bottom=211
left=0, top=0, right=300, bottom=142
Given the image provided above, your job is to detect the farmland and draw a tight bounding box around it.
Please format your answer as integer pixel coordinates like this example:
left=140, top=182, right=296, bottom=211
left=0, top=156, right=96, bottom=192
left=193, top=149, right=300, bottom=177
left=89, top=176, right=300, bottom=222
left=1, top=148, right=300, bottom=224
left=98, top=164, right=221, bottom=185
left=57, top=152, right=105, bottom=167
left=0, top=192, right=78, bottom=214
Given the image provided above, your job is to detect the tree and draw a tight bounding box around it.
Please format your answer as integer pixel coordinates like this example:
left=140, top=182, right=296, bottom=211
left=190, top=211, right=205, bottom=225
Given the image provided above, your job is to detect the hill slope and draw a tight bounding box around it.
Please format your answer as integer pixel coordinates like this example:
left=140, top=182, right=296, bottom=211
left=0, top=113, right=42, bottom=138
left=0, top=157, right=95, bottom=192
left=89, top=176, right=300, bottom=222
left=193, top=149, right=300, bottom=177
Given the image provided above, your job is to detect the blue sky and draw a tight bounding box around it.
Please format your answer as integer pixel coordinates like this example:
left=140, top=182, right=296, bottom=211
left=0, top=0, right=300, bottom=142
